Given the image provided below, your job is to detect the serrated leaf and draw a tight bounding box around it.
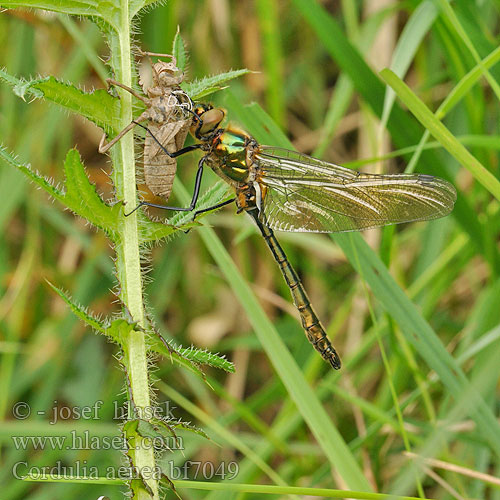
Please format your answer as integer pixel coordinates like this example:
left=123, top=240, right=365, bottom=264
left=62, top=149, right=122, bottom=237
left=13, top=79, right=43, bottom=99
left=189, top=85, right=229, bottom=100
left=46, top=282, right=138, bottom=345
left=138, top=182, right=231, bottom=243
left=17, top=75, right=117, bottom=134
left=0, top=145, right=64, bottom=200
left=152, top=417, right=210, bottom=441
left=147, top=330, right=234, bottom=374
left=136, top=419, right=169, bottom=442
left=137, top=416, right=210, bottom=448
left=0, top=2, right=141, bottom=33
left=0, top=67, right=25, bottom=88
left=0, top=146, right=121, bottom=237
left=46, top=281, right=108, bottom=333
left=168, top=181, right=233, bottom=227
left=172, top=29, right=187, bottom=72
left=138, top=217, right=197, bottom=243
left=176, top=346, right=235, bottom=373
left=0, top=1, right=102, bottom=17
left=183, top=69, right=251, bottom=101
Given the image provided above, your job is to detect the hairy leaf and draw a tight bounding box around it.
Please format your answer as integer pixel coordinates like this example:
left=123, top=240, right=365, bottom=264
left=183, top=69, right=251, bottom=101
left=172, top=29, right=188, bottom=72
left=62, top=149, right=122, bottom=237
left=46, top=281, right=109, bottom=333
left=1, top=71, right=117, bottom=134
left=0, top=146, right=121, bottom=238
left=147, top=330, right=235, bottom=374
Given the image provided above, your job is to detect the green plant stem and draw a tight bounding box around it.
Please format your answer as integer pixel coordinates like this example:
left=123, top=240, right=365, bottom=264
left=110, top=6, right=159, bottom=500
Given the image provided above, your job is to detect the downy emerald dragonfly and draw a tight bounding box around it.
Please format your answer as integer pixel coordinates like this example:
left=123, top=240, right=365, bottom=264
left=130, top=103, right=457, bottom=369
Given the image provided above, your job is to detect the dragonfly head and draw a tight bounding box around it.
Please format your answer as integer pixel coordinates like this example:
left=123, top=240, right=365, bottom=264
left=191, top=104, right=225, bottom=140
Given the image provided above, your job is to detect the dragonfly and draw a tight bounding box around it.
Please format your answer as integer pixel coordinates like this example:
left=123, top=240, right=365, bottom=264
left=130, top=103, right=457, bottom=369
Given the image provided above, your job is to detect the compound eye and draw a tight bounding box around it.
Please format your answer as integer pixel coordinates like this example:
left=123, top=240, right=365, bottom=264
left=198, top=108, right=225, bottom=135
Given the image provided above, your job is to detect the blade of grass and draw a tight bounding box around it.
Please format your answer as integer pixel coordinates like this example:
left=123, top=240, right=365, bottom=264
left=290, top=0, right=488, bottom=262
left=380, top=0, right=438, bottom=129
left=334, top=231, right=500, bottom=459
left=174, top=480, right=433, bottom=499
left=380, top=68, right=500, bottom=202
left=157, top=382, right=288, bottom=487
left=433, top=0, right=500, bottom=102
left=255, top=0, right=285, bottom=127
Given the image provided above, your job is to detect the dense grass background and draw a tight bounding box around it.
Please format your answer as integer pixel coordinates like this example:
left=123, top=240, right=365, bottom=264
left=1, top=1, right=500, bottom=499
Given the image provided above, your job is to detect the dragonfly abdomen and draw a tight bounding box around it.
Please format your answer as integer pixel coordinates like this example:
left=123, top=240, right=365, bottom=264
left=249, top=210, right=342, bottom=369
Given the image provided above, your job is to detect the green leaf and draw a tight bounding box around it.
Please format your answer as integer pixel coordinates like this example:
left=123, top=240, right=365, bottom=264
left=183, top=69, right=251, bottom=101
left=380, top=69, right=500, bottom=203
left=380, top=1, right=438, bottom=129
left=138, top=217, right=198, bottom=243
left=61, top=149, right=122, bottom=237
left=147, top=330, right=235, bottom=374
left=10, top=74, right=117, bottom=134
left=138, top=417, right=210, bottom=444
left=0, top=144, right=65, bottom=200
left=45, top=282, right=141, bottom=346
left=154, top=417, right=210, bottom=441
left=46, top=281, right=108, bottom=333
left=176, top=346, right=235, bottom=373
left=0, top=146, right=121, bottom=238
left=172, top=29, right=188, bottom=72
left=0, top=67, right=35, bottom=92
left=434, top=0, right=500, bottom=102
left=188, top=85, right=229, bottom=100
left=0, top=1, right=155, bottom=33
left=0, top=0, right=102, bottom=17
left=168, top=181, right=232, bottom=228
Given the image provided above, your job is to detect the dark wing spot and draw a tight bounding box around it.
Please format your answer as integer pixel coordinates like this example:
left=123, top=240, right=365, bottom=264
left=418, top=174, right=436, bottom=185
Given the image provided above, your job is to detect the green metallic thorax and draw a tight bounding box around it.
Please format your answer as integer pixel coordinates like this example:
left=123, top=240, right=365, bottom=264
left=210, top=129, right=250, bottom=183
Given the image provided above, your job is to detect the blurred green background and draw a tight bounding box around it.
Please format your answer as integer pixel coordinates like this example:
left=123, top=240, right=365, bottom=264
left=1, top=1, right=500, bottom=499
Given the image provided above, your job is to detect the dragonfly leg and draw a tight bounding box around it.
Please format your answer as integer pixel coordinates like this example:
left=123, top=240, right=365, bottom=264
left=192, top=198, right=236, bottom=220
left=178, top=198, right=237, bottom=235
left=98, top=115, right=149, bottom=154
left=106, top=78, right=150, bottom=104
left=124, top=155, right=207, bottom=217
left=134, top=121, right=203, bottom=158
left=139, top=49, right=176, bottom=60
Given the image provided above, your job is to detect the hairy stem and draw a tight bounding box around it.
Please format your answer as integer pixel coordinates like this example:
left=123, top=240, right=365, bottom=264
left=110, top=4, right=159, bottom=499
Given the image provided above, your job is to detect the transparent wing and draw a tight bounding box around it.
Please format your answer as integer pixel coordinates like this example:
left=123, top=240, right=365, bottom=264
left=255, top=146, right=457, bottom=233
